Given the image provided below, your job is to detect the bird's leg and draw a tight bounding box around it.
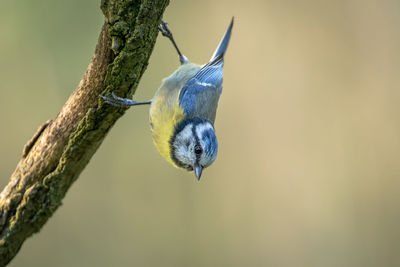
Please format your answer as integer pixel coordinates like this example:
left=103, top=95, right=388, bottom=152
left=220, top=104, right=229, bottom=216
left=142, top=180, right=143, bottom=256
left=100, top=92, right=152, bottom=107
left=158, top=20, right=189, bottom=65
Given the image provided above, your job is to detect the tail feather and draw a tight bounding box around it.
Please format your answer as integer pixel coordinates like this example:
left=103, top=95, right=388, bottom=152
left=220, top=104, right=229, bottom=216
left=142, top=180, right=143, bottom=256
left=209, top=17, right=234, bottom=63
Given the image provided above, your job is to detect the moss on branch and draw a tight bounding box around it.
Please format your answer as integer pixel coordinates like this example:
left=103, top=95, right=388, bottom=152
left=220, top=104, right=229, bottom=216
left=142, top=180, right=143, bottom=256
left=0, top=0, right=169, bottom=265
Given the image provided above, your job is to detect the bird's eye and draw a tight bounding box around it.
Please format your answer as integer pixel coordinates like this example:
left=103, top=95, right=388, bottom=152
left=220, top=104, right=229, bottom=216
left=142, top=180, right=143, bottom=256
left=194, top=145, right=202, bottom=155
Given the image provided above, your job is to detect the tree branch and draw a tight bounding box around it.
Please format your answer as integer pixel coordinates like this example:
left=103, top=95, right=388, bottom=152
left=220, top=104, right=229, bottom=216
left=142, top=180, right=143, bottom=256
left=0, top=0, right=169, bottom=265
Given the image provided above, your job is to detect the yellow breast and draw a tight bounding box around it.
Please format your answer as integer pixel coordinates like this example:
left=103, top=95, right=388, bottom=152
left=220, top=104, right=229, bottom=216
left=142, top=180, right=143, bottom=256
left=150, top=94, right=185, bottom=167
left=150, top=63, right=201, bottom=167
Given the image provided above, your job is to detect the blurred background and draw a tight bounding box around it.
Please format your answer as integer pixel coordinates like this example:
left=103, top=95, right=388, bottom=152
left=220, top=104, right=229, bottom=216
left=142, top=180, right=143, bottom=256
left=1, top=0, right=400, bottom=266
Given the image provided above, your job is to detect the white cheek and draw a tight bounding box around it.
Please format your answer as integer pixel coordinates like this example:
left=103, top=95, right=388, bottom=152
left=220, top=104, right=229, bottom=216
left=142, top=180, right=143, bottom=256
left=199, top=153, right=216, bottom=168
left=173, top=124, right=196, bottom=166
left=175, top=145, right=195, bottom=166
left=175, top=124, right=193, bottom=143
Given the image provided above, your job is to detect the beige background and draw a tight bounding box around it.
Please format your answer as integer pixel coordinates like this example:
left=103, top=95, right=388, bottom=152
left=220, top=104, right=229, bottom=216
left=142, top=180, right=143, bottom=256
left=1, top=0, right=400, bottom=266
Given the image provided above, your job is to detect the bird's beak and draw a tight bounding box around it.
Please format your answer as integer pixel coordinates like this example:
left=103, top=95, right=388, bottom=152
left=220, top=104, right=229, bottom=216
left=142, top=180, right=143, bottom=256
left=194, top=165, right=203, bottom=180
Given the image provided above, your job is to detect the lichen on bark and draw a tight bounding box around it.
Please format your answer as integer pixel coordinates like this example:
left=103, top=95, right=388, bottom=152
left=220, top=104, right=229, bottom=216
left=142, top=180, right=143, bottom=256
left=0, top=0, right=169, bottom=265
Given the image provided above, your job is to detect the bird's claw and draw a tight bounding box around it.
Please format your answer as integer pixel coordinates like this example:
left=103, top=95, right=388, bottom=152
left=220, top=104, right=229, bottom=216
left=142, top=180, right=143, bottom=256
left=101, top=93, right=151, bottom=107
left=100, top=93, right=129, bottom=107
left=158, top=20, right=173, bottom=38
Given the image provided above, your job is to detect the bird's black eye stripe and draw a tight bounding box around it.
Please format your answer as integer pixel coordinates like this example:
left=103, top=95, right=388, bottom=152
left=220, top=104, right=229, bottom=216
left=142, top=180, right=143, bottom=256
left=194, top=145, right=202, bottom=155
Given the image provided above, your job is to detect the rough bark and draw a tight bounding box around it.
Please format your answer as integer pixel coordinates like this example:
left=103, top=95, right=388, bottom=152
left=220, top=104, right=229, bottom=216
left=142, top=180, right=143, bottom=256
left=0, top=0, right=169, bottom=265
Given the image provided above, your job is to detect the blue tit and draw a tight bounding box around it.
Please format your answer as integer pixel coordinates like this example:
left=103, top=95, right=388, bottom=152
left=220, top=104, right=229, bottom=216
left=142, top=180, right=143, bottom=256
left=101, top=18, right=233, bottom=180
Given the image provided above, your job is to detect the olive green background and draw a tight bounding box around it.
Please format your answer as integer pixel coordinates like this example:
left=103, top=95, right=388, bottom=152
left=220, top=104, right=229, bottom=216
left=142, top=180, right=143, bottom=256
left=1, top=0, right=400, bottom=266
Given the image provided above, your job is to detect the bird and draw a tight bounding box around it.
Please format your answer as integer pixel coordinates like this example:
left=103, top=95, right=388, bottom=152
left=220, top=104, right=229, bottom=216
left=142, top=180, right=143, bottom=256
left=101, top=18, right=233, bottom=180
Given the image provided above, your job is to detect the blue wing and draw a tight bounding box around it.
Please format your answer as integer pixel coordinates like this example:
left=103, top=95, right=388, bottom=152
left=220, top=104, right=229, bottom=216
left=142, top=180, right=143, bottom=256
left=178, top=18, right=233, bottom=122
left=178, top=56, right=223, bottom=122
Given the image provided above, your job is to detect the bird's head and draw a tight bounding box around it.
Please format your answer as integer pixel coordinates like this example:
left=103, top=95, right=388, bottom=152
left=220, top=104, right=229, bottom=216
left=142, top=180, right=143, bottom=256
left=170, top=118, right=218, bottom=180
